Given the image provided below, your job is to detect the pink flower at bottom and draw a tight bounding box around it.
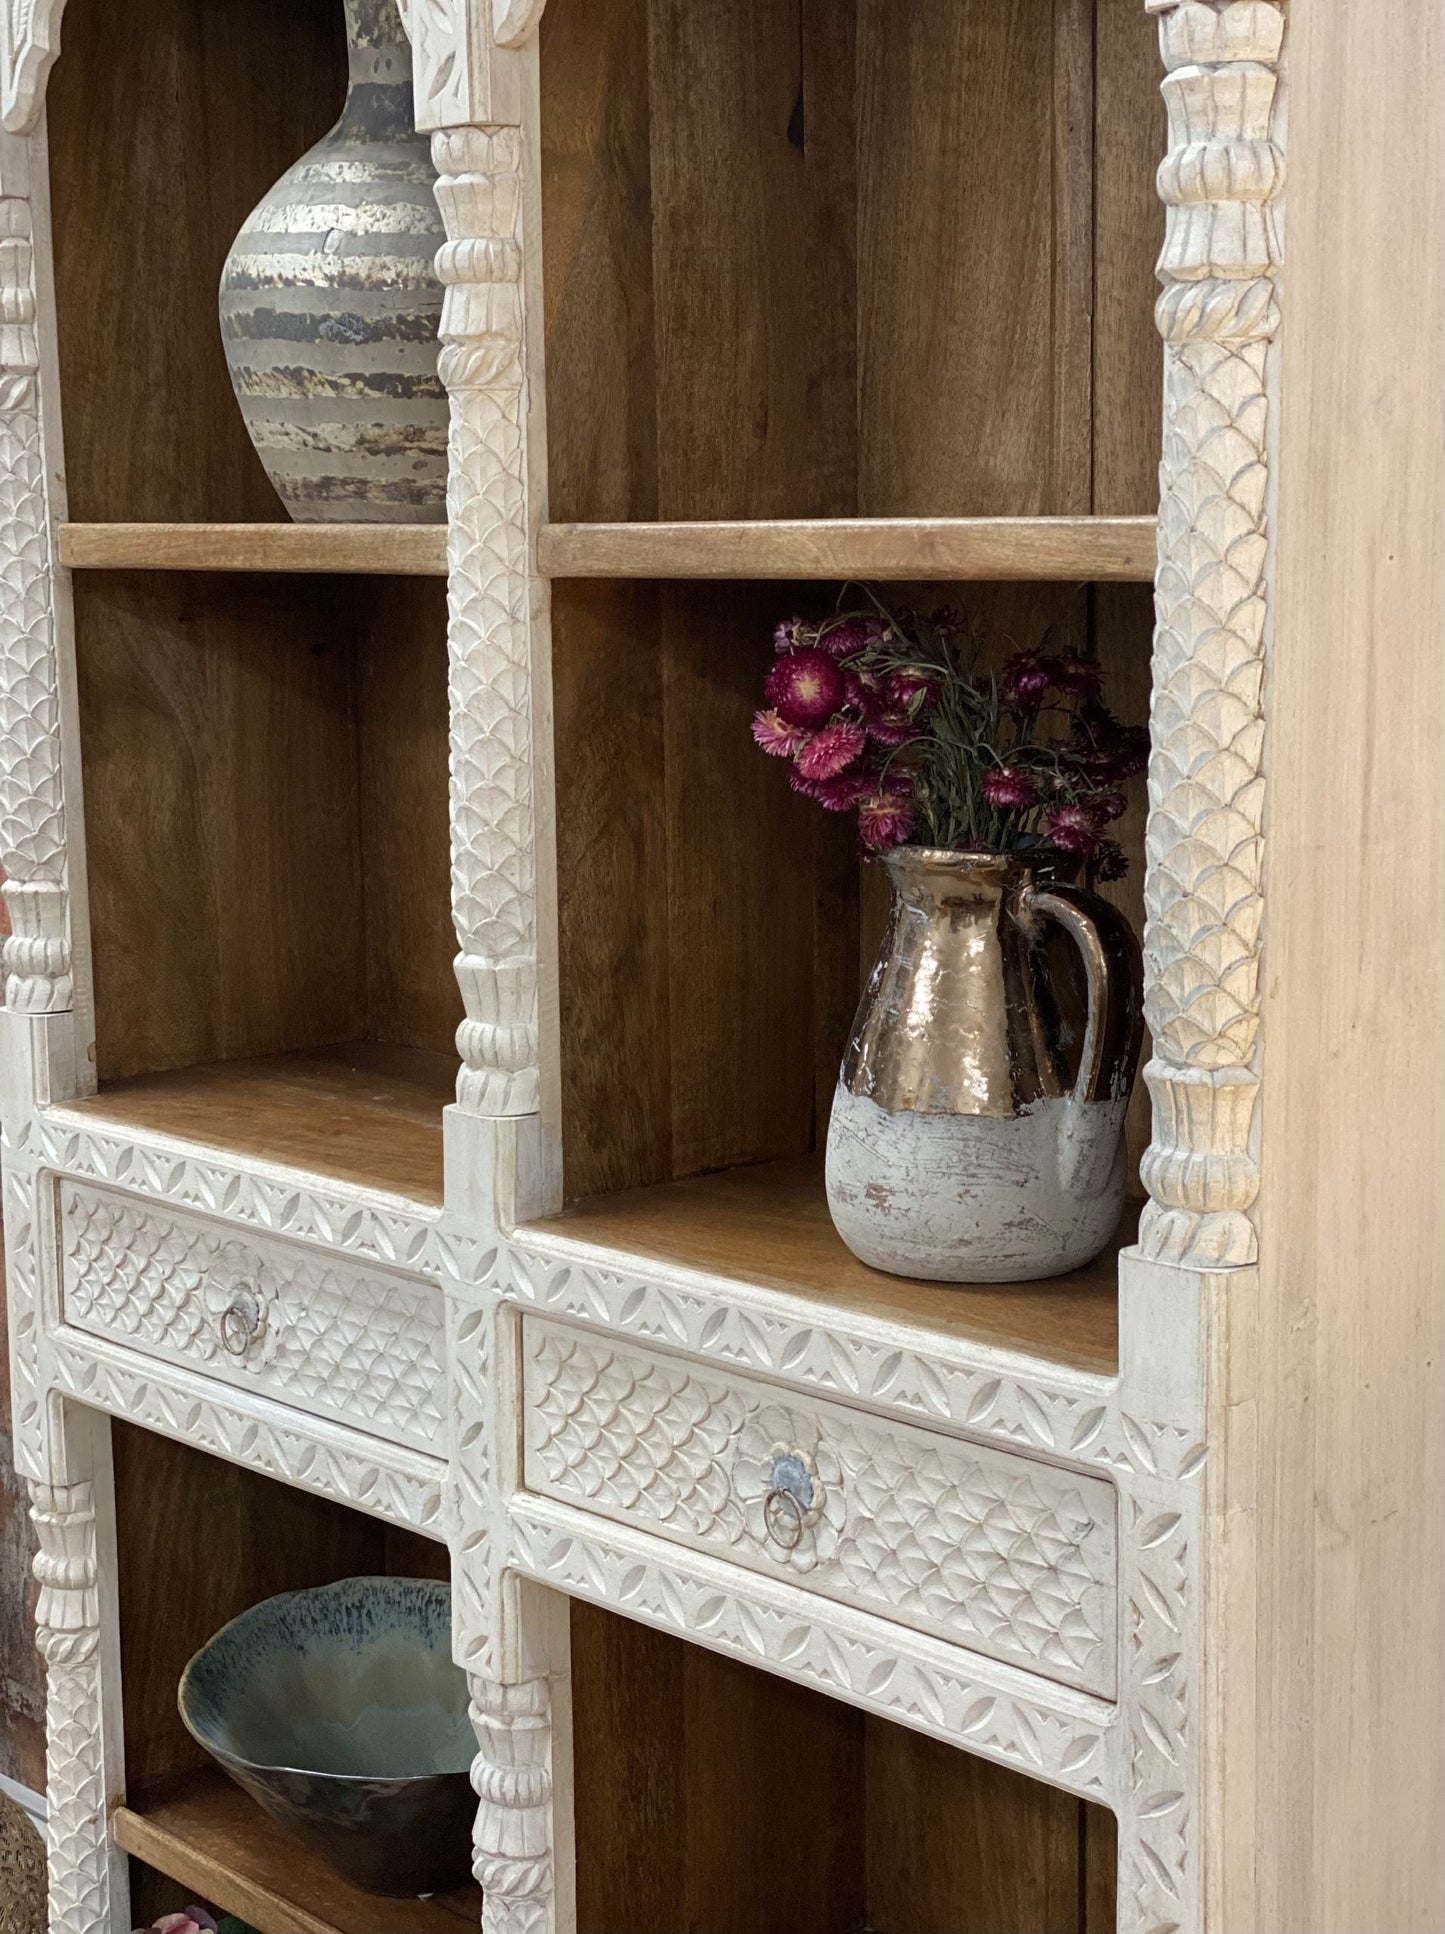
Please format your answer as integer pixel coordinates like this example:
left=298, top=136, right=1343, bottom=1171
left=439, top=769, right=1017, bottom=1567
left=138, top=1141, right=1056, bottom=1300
left=751, top=708, right=810, bottom=758
left=858, top=779, right=915, bottom=851
left=794, top=719, right=866, bottom=782
left=140, top=1912, right=218, bottom=1934
left=791, top=764, right=870, bottom=811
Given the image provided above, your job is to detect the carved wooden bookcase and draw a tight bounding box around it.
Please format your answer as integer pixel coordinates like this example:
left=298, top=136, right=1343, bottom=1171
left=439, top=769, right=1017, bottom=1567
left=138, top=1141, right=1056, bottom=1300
left=1, top=0, right=1441, bottom=1930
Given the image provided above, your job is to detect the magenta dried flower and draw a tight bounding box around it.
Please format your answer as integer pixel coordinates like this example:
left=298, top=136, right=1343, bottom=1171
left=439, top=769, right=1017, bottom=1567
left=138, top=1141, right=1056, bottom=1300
left=773, top=617, right=810, bottom=655
left=1001, top=650, right=1054, bottom=713
left=858, top=778, right=915, bottom=852
left=764, top=647, right=844, bottom=727
left=791, top=764, right=871, bottom=811
left=1090, top=789, right=1129, bottom=824
left=751, top=708, right=810, bottom=759
left=820, top=614, right=889, bottom=660
left=885, top=666, right=939, bottom=713
left=1043, top=802, right=1105, bottom=855
left=795, top=719, right=866, bottom=782
left=981, top=767, right=1039, bottom=811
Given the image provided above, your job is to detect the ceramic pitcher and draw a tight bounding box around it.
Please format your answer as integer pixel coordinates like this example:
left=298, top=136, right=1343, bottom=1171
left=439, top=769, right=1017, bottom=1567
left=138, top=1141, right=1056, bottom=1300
left=826, top=847, right=1143, bottom=1283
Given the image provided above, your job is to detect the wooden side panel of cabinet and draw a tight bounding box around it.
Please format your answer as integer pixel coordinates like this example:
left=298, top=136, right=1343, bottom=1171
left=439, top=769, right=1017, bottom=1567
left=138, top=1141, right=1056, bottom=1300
left=1221, top=2, right=1445, bottom=1926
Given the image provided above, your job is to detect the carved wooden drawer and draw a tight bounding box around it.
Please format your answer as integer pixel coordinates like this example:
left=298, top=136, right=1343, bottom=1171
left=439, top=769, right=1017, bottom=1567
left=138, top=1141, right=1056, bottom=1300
left=59, top=1181, right=446, bottom=1455
left=521, top=1316, right=1119, bottom=1698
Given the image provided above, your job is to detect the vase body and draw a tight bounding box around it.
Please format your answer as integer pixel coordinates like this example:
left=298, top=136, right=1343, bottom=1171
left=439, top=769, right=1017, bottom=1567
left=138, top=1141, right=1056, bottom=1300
left=218, top=0, right=447, bottom=523
left=825, top=848, right=1143, bottom=1283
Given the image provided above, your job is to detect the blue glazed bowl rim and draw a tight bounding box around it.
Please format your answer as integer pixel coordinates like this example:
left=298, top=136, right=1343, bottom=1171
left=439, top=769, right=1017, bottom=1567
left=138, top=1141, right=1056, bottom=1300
left=178, top=1575, right=469, bottom=1787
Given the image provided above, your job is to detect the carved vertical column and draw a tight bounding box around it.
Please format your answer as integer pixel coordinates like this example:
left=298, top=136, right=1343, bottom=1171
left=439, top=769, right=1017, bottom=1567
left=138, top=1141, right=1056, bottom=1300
left=1137, top=0, right=1286, bottom=1269
left=0, top=125, right=70, bottom=1013
left=432, top=120, right=540, bottom=1119
left=470, top=1674, right=557, bottom=1934
left=31, top=1480, right=116, bottom=1934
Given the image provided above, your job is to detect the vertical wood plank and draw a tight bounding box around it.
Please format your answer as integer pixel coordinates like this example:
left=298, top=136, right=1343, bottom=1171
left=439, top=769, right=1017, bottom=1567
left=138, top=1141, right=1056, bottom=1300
left=552, top=580, right=673, bottom=1199
left=1239, top=0, right=1445, bottom=1923
left=1092, top=0, right=1165, bottom=516
left=647, top=0, right=855, bottom=521
left=1082, top=1804, right=1118, bottom=1932
left=356, top=578, right=459, bottom=1059
left=76, top=574, right=366, bottom=1082
left=856, top=0, right=1094, bottom=516
left=865, top=1719, right=1081, bottom=1934
left=540, top=0, right=658, bottom=525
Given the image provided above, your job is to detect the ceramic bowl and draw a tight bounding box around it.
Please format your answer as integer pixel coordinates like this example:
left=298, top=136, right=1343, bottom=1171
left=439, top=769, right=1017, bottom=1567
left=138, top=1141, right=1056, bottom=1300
left=179, top=1577, right=474, bottom=1896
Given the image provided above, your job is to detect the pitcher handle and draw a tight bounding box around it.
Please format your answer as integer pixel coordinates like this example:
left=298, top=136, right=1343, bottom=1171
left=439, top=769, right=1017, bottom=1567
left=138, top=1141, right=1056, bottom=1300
left=1021, top=882, right=1145, bottom=1196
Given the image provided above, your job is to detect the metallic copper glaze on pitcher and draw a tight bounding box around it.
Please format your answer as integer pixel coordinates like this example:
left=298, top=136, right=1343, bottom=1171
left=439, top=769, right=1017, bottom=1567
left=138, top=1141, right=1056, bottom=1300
left=826, top=848, right=1143, bottom=1283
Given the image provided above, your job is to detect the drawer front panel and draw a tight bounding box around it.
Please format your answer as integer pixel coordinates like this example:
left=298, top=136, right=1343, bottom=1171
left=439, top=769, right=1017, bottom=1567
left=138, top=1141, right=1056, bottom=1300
left=522, top=1318, right=1117, bottom=1697
left=60, top=1182, right=446, bottom=1454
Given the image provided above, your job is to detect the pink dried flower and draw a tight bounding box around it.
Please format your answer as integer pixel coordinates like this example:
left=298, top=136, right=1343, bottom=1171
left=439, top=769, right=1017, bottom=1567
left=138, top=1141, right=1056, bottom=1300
left=791, top=764, right=871, bottom=811
left=764, top=648, right=844, bottom=727
left=858, top=775, right=915, bottom=851
left=819, top=615, right=887, bottom=659
left=773, top=617, right=811, bottom=654
left=1043, top=802, right=1105, bottom=855
left=981, top=767, right=1040, bottom=811
left=795, top=719, right=866, bottom=782
left=751, top=708, right=810, bottom=758
left=1001, top=650, right=1055, bottom=713
left=141, top=1913, right=218, bottom=1934
left=885, top=666, right=940, bottom=713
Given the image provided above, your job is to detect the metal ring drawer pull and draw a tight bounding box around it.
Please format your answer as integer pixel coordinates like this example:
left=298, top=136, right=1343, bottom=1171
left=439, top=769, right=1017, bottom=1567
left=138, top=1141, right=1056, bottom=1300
left=218, top=1283, right=265, bottom=1358
left=760, top=1448, right=826, bottom=1553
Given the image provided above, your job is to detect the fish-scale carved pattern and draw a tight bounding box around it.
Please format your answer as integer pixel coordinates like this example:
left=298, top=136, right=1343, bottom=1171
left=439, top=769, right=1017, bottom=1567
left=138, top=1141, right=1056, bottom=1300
left=433, top=126, right=539, bottom=1117
left=62, top=1185, right=446, bottom=1451
left=839, top=1437, right=1108, bottom=1684
left=524, top=1323, right=1116, bottom=1696
left=0, top=188, right=69, bottom=1011
left=528, top=1328, right=748, bottom=1542
left=1143, top=336, right=1268, bottom=1071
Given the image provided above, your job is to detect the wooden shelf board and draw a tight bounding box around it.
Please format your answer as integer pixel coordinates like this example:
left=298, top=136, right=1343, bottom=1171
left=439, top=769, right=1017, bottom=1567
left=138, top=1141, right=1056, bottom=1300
left=58, top=521, right=448, bottom=575
left=115, top=1768, right=481, bottom=1934
left=537, top=515, right=1157, bottom=582
left=528, top=1156, right=1123, bottom=1377
left=60, top=516, right=1157, bottom=583
left=61, top=1041, right=453, bottom=1206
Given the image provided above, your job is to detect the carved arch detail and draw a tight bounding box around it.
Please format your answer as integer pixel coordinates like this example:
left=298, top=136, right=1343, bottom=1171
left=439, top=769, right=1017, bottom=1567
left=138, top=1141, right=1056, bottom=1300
left=1, top=0, right=67, bottom=135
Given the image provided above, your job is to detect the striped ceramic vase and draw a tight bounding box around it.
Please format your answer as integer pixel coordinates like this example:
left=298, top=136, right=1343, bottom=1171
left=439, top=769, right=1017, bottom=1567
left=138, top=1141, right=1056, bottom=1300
left=218, top=0, right=447, bottom=523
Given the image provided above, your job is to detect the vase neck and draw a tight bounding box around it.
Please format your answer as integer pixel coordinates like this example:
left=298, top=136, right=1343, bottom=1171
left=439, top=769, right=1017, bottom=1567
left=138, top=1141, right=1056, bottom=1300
left=339, top=0, right=419, bottom=143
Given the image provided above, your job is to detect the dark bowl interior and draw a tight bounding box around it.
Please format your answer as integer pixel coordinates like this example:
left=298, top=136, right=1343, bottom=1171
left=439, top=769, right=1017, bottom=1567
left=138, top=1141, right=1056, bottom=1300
left=179, top=1576, right=474, bottom=1895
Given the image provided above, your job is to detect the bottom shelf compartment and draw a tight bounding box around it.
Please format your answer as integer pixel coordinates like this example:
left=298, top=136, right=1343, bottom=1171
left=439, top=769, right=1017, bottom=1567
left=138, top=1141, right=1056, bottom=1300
left=116, top=1769, right=482, bottom=1934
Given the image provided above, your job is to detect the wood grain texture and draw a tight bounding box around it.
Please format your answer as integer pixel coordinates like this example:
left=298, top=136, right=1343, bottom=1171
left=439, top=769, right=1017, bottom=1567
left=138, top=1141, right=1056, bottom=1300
left=865, top=1720, right=1082, bottom=1934
left=116, top=1770, right=479, bottom=1934
left=355, top=578, right=459, bottom=1059
left=75, top=572, right=365, bottom=1081
left=1092, top=0, right=1165, bottom=517
left=59, top=524, right=448, bottom=576
left=539, top=517, right=1157, bottom=581
left=528, top=1155, right=1122, bottom=1376
left=47, top=0, right=345, bottom=523
left=1230, top=0, right=1445, bottom=1924
left=856, top=0, right=1093, bottom=516
left=67, top=1042, right=452, bottom=1205
left=570, top=1601, right=865, bottom=1934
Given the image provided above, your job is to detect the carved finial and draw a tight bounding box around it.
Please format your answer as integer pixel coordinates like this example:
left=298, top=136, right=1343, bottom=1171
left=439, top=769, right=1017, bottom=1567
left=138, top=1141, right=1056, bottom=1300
left=1, top=0, right=67, bottom=134
left=1138, top=0, right=1286, bottom=1268
left=470, top=1675, right=555, bottom=1929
